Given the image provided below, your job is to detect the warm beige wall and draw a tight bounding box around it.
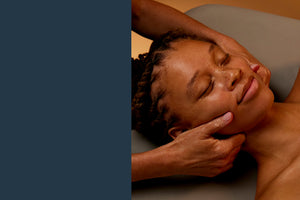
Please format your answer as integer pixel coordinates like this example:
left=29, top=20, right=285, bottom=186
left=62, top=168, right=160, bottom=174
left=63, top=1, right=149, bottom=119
left=131, top=0, right=300, bottom=58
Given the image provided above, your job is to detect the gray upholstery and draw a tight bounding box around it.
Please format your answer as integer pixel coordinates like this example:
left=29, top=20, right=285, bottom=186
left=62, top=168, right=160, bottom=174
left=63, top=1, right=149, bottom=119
left=132, top=4, right=300, bottom=200
left=186, top=4, right=300, bottom=102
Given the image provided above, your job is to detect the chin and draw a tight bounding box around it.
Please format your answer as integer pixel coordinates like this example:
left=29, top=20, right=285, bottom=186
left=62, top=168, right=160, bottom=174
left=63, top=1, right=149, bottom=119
left=220, top=89, right=274, bottom=135
left=219, top=116, right=265, bottom=135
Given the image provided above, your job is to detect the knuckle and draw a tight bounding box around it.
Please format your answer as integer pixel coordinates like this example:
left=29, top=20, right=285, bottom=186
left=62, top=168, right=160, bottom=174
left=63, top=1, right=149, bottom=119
left=218, top=150, right=227, bottom=159
left=206, top=174, right=214, bottom=178
left=216, top=164, right=233, bottom=175
left=213, top=168, right=223, bottom=176
left=213, top=144, right=227, bottom=158
left=207, top=171, right=218, bottom=177
left=214, top=123, right=222, bottom=131
left=217, top=158, right=230, bottom=167
left=214, top=119, right=223, bottom=128
left=207, top=119, right=223, bottom=131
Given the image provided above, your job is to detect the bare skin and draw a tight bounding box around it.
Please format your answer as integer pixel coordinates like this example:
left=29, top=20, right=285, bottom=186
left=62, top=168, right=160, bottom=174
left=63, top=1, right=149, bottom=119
left=132, top=112, right=245, bottom=182
left=158, top=39, right=300, bottom=199
left=132, top=0, right=258, bottom=182
left=131, top=0, right=272, bottom=183
left=132, top=0, right=270, bottom=86
left=244, top=72, right=300, bottom=199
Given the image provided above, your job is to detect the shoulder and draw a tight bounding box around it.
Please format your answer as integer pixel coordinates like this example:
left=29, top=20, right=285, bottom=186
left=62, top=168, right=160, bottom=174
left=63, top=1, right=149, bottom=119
left=257, top=158, right=300, bottom=200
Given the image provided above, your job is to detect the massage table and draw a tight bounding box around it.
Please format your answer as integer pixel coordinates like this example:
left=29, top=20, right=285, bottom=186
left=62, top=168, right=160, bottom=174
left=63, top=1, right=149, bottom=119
left=132, top=4, right=300, bottom=200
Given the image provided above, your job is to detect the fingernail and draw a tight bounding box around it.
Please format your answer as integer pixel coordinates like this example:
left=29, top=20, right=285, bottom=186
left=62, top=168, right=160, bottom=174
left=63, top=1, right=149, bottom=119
left=250, top=64, right=260, bottom=72
left=223, top=112, right=233, bottom=122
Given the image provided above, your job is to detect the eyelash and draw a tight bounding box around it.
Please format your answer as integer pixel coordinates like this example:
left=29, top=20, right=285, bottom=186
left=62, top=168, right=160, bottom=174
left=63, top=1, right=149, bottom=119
left=199, top=79, right=214, bottom=99
left=198, top=51, right=228, bottom=99
left=220, top=53, right=230, bottom=66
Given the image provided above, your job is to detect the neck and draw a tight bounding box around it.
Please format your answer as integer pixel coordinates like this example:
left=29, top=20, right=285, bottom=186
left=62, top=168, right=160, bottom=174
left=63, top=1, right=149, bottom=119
left=243, top=103, right=277, bottom=162
left=243, top=102, right=300, bottom=196
left=243, top=102, right=300, bottom=163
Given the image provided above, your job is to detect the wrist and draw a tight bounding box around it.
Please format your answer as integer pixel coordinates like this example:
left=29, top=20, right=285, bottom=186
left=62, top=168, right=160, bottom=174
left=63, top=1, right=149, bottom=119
left=131, top=143, right=179, bottom=181
left=151, top=143, right=179, bottom=177
left=157, top=141, right=185, bottom=176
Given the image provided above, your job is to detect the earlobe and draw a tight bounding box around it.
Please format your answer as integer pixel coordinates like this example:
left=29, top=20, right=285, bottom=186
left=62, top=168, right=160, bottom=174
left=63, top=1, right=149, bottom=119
left=168, top=127, right=184, bottom=140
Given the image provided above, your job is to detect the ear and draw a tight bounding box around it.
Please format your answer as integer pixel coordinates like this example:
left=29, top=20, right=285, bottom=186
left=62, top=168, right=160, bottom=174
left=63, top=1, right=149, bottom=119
left=168, top=126, right=184, bottom=140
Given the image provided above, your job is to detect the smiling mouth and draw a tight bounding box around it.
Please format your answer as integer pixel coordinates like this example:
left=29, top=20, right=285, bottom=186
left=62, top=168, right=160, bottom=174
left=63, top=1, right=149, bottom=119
left=238, top=77, right=254, bottom=104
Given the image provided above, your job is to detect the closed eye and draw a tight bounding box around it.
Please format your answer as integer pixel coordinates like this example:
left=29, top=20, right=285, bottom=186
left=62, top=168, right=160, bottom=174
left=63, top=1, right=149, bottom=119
left=198, top=80, right=214, bottom=99
left=220, top=53, right=230, bottom=66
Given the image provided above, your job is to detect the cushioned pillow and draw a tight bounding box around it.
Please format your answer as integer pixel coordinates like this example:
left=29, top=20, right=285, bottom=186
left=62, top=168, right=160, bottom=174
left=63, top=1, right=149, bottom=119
left=186, top=4, right=300, bottom=102
left=132, top=4, right=300, bottom=200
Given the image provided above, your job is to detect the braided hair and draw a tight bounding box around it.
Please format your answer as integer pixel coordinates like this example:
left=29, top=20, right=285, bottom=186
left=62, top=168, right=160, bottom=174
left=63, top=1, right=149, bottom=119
left=132, top=29, right=213, bottom=145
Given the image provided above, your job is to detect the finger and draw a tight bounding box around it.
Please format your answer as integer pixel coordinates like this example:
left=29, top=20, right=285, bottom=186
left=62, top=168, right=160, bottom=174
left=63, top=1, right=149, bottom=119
left=253, top=64, right=270, bottom=86
left=263, top=69, right=271, bottom=86
left=180, top=112, right=233, bottom=139
left=250, top=64, right=260, bottom=73
left=200, top=112, right=234, bottom=137
left=221, top=133, right=246, bottom=151
left=216, top=163, right=234, bottom=176
left=227, top=146, right=241, bottom=163
left=215, top=146, right=241, bottom=176
left=258, top=70, right=270, bottom=87
left=222, top=163, right=234, bottom=173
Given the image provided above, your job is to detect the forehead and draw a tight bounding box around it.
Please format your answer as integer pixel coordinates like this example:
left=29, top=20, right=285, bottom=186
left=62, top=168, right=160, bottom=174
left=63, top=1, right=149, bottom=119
left=151, top=39, right=214, bottom=102
left=165, top=39, right=213, bottom=74
left=150, top=39, right=215, bottom=124
left=157, top=39, right=213, bottom=85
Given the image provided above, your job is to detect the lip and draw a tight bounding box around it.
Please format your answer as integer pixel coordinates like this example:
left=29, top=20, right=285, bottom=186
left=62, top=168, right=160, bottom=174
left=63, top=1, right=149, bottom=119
left=238, top=76, right=259, bottom=104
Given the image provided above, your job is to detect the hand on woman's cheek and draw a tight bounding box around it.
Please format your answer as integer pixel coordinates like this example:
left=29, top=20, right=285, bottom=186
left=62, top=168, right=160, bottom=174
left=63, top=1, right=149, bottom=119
left=256, top=64, right=271, bottom=87
left=250, top=63, right=271, bottom=87
left=217, top=36, right=271, bottom=86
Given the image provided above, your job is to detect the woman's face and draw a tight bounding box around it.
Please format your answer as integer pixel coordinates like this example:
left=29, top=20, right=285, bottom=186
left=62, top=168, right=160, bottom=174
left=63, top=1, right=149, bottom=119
left=152, top=39, right=274, bottom=134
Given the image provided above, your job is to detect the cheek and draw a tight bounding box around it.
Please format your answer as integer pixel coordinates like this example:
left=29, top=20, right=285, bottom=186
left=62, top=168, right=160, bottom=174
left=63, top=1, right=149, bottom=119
left=198, top=92, right=237, bottom=123
left=221, top=87, right=274, bottom=134
left=208, top=92, right=237, bottom=113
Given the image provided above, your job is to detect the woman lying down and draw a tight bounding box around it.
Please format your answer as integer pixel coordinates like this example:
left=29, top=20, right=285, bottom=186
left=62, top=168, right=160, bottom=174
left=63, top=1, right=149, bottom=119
left=132, top=30, right=300, bottom=199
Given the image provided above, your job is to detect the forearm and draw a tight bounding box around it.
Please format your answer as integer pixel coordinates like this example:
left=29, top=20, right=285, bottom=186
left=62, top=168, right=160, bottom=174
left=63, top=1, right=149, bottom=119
left=131, top=0, right=258, bottom=66
left=131, top=0, right=258, bottom=61
left=131, top=144, right=177, bottom=182
left=131, top=114, right=245, bottom=182
left=132, top=0, right=224, bottom=41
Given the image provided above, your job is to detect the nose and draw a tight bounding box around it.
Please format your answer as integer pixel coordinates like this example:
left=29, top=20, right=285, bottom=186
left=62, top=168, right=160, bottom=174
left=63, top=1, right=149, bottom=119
left=222, top=68, right=242, bottom=90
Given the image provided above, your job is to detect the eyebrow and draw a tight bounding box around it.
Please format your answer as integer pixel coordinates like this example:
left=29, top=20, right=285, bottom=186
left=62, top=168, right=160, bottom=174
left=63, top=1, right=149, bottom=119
left=186, top=43, right=215, bottom=98
left=209, top=43, right=215, bottom=53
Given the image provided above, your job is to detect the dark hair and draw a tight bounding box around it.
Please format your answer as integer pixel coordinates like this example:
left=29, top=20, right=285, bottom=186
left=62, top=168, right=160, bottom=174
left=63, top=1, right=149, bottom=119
left=132, top=29, right=213, bottom=145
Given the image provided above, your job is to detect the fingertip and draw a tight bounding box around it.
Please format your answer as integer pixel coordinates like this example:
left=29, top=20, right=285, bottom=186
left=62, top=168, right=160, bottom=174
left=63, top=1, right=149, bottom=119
left=223, top=112, right=233, bottom=124
left=224, top=133, right=246, bottom=147
left=222, top=163, right=234, bottom=174
left=238, top=133, right=246, bottom=141
left=235, top=133, right=246, bottom=145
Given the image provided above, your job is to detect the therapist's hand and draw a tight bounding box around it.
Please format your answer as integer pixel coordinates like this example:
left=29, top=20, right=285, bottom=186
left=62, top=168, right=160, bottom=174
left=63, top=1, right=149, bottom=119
left=165, top=112, right=246, bottom=177
left=217, top=36, right=271, bottom=86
